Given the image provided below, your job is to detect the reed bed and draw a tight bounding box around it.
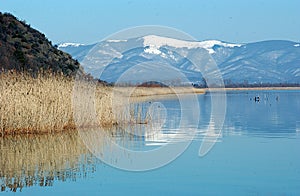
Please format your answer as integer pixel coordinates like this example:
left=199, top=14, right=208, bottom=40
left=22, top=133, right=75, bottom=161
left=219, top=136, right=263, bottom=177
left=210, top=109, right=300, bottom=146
left=0, top=71, right=73, bottom=134
left=0, top=70, right=120, bottom=135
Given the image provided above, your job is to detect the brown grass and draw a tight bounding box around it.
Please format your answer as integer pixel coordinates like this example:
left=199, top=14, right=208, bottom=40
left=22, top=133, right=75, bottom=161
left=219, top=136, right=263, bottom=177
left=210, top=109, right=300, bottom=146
left=0, top=70, right=120, bottom=135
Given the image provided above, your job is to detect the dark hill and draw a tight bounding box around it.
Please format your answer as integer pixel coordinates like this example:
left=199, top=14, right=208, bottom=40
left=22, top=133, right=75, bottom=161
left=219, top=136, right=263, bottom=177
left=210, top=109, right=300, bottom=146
left=0, top=12, right=82, bottom=76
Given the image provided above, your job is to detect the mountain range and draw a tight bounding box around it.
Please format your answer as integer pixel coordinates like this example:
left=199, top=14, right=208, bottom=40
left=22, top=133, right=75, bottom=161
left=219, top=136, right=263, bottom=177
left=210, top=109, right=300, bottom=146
left=58, top=35, right=300, bottom=86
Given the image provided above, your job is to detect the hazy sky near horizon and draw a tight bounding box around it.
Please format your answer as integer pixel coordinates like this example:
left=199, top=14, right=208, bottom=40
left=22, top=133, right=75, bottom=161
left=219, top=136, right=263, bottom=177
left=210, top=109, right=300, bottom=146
left=1, top=0, right=300, bottom=44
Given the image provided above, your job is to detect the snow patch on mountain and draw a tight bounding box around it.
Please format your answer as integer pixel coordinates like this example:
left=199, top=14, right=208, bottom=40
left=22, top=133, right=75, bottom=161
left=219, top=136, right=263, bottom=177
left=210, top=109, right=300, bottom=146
left=107, top=39, right=127, bottom=43
left=144, top=46, right=162, bottom=55
left=142, top=35, right=242, bottom=54
left=58, top=43, right=84, bottom=49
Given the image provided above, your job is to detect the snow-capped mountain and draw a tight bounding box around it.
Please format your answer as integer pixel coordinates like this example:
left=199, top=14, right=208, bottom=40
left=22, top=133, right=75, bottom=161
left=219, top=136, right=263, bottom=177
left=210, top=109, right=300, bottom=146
left=58, top=43, right=96, bottom=62
left=58, top=35, right=300, bottom=86
left=142, top=35, right=241, bottom=54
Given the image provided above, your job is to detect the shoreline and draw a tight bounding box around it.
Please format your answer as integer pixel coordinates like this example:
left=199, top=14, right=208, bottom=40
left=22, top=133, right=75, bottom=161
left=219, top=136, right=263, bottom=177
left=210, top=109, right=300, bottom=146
left=206, top=87, right=300, bottom=92
left=114, top=86, right=300, bottom=98
left=128, top=87, right=205, bottom=97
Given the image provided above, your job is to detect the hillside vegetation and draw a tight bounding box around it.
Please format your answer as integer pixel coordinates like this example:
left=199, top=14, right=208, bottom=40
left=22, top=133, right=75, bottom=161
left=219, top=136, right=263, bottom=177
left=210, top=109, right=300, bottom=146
left=0, top=12, right=82, bottom=76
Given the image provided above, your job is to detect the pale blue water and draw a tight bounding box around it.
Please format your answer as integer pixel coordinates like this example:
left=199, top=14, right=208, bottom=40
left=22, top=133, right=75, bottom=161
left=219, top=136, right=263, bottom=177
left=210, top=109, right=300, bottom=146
left=1, top=90, right=300, bottom=195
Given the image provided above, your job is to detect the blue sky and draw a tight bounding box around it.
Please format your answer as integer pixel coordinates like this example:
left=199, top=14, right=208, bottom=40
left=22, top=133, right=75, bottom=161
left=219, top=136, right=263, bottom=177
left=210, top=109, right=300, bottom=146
left=1, top=0, right=299, bottom=44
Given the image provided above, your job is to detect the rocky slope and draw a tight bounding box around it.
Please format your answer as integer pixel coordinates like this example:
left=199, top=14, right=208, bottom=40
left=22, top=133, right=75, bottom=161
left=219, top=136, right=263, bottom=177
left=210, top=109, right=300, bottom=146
left=0, top=12, right=82, bottom=76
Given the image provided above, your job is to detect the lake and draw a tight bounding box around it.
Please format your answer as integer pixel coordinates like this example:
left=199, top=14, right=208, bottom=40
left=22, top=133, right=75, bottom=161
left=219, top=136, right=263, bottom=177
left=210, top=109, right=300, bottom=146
left=1, top=90, right=300, bottom=195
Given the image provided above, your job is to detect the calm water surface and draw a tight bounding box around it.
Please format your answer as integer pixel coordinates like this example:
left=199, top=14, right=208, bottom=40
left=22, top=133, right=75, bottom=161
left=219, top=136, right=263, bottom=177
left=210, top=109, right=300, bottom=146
left=1, top=90, right=299, bottom=195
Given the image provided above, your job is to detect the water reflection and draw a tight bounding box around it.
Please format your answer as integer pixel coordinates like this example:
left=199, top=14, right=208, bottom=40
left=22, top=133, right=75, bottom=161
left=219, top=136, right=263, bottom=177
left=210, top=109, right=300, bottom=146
left=0, top=90, right=299, bottom=193
left=199, top=90, right=300, bottom=137
left=0, top=131, right=97, bottom=192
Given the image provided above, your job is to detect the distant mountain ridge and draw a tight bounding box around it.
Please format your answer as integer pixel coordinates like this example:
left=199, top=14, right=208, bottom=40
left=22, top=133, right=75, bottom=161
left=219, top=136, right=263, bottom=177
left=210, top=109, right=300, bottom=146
left=59, top=35, right=300, bottom=86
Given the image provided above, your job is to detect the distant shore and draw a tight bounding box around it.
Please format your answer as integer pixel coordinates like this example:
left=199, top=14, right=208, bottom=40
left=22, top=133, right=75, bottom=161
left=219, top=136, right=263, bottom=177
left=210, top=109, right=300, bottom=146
left=128, top=86, right=300, bottom=97
left=115, top=87, right=205, bottom=97
left=207, top=87, right=300, bottom=92
left=117, top=86, right=300, bottom=98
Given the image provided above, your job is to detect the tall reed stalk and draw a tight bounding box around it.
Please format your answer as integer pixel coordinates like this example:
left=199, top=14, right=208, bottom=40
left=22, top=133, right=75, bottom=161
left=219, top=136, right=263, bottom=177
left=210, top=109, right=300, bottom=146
left=0, top=70, right=119, bottom=135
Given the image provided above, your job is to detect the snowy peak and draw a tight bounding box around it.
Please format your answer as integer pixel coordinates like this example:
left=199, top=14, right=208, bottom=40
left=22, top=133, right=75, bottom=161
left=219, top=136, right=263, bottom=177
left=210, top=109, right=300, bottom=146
left=58, top=37, right=300, bottom=85
left=57, top=35, right=242, bottom=55
left=142, top=35, right=242, bottom=54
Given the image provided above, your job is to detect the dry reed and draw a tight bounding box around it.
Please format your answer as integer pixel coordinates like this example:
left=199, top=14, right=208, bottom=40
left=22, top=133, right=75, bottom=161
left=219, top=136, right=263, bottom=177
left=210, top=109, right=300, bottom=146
left=0, top=70, right=119, bottom=135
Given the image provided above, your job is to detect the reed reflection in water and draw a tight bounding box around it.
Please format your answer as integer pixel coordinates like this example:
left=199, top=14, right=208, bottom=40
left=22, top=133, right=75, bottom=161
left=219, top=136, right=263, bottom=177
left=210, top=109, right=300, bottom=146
left=0, top=130, right=98, bottom=192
